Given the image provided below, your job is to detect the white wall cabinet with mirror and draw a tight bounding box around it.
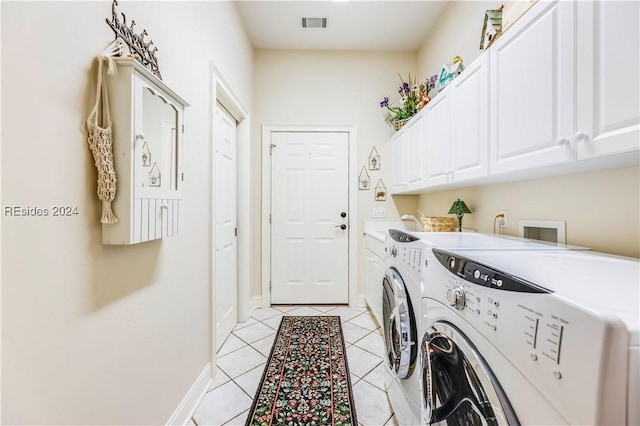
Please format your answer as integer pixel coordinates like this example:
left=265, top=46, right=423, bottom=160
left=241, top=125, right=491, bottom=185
left=103, top=58, right=189, bottom=245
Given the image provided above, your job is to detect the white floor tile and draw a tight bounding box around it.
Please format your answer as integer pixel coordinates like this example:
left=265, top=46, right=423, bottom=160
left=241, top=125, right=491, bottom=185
left=209, top=369, right=231, bottom=391
left=286, top=306, right=323, bottom=316
left=309, top=304, right=342, bottom=312
left=352, top=380, right=394, bottom=426
left=250, top=307, right=283, bottom=321
left=217, top=345, right=266, bottom=378
left=341, top=321, right=372, bottom=344
left=361, top=363, right=392, bottom=392
left=249, top=334, right=276, bottom=357
left=271, top=304, right=297, bottom=312
left=261, top=314, right=284, bottom=331
left=233, top=317, right=258, bottom=331
left=234, top=364, right=266, bottom=398
left=233, top=321, right=275, bottom=344
left=348, top=311, right=379, bottom=331
left=217, top=333, right=247, bottom=357
left=354, top=331, right=385, bottom=358
left=384, top=414, right=399, bottom=426
left=224, top=409, right=249, bottom=425
left=327, top=306, right=363, bottom=321
left=346, top=345, right=382, bottom=378
left=194, top=381, right=252, bottom=426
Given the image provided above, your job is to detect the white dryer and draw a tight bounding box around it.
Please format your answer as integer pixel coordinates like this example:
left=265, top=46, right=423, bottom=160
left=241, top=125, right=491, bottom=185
left=420, top=248, right=639, bottom=425
left=382, top=230, right=589, bottom=425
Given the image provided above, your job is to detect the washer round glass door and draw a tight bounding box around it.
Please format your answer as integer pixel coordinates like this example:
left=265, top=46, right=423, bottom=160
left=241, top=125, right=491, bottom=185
left=382, top=267, right=417, bottom=379
left=421, top=321, right=519, bottom=425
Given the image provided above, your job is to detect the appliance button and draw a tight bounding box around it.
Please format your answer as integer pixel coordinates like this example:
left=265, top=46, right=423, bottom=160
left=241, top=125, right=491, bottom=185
left=473, top=269, right=481, bottom=279
left=529, top=352, right=538, bottom=361
left=488, top=310, right=498, bottom=319
left=552, top=369, right=562, bottom=380
left=390, top=247, right=398, bottom=257
left=449, top=258, right=456, bottom=269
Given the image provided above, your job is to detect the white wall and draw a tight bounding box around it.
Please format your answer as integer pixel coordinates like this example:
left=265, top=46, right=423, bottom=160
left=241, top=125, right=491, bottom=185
left=1, top=1, right=253, bottom=424
left=252, top=49, right=418, bottom=302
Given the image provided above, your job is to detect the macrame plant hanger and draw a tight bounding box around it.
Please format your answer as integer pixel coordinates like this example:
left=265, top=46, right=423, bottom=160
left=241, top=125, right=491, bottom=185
left=86, top=40, right=124, bottom=224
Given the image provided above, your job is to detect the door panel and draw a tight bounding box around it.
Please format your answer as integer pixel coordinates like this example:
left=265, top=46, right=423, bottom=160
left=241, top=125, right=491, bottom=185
left=215, top=103, right=237, bottom=351
left=271, top=131, right=349, bottom=304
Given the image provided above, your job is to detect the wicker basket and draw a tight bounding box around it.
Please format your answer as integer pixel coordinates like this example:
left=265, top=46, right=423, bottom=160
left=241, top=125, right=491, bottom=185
left=394, top=118, right=411, bottom=131
left=421, top=216, right=458, bottom=232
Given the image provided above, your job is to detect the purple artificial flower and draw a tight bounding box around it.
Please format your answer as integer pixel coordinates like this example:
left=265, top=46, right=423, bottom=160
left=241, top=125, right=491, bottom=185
left=380, top=97, right=389, bottom=107
left=402, top=82, right=410, bottom=93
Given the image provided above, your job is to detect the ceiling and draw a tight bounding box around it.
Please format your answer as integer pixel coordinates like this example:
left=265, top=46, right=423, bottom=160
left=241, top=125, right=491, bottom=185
left=235, top=1, right=449, bottom=51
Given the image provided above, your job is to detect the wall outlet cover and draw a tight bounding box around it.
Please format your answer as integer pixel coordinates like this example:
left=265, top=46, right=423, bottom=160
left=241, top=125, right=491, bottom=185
left=372, top=207, right=386, bottom=218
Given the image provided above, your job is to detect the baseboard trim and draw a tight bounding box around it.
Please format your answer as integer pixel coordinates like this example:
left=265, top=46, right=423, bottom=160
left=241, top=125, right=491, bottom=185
left=249, top=295, right=262, bottom=313
left=166, top=363, right=212, bottom=425
left=357, top=295, right=367, bottom=309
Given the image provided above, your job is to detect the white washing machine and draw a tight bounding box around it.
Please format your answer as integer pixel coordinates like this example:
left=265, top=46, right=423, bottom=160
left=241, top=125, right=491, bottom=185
left=420, top=248, right=639, bottom=425
left=382, top=230, right=590, bottom=425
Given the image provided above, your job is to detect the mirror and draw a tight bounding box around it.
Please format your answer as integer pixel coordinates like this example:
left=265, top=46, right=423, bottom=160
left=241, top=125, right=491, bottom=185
left=140, top=87, right=179, bottom=190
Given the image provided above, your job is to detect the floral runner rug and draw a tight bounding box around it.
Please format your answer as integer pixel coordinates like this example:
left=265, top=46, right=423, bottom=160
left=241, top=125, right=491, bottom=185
left=245, top=316, right=357, bottom=426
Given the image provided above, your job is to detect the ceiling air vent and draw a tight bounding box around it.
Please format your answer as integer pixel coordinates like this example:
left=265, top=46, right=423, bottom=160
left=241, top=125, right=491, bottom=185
left=301, top=17, right=328, bottom=28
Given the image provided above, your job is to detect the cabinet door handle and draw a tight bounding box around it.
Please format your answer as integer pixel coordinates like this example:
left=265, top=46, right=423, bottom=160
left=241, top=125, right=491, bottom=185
left=556, top=137, right=570, bottom=146
left=573, top=132, right=589, bottom=143
left=160, top=203, right=169, bottom=209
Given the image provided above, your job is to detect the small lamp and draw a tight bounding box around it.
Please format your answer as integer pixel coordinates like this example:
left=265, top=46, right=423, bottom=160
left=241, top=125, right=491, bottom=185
left=448, top=198, right=472, bottom=232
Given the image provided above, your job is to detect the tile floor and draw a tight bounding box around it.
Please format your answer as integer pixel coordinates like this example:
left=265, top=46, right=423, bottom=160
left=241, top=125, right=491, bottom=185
left=192, top=305, right=398, bottom=426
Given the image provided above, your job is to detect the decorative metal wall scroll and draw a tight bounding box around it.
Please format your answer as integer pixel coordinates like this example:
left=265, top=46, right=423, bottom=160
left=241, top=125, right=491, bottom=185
left=359, top=166, right=371, bottom=190
left=368, top=146, right=380, bottom=170
left=375, top=179, right=387, bottom=201
left=106, top=0, right=162, bottom=79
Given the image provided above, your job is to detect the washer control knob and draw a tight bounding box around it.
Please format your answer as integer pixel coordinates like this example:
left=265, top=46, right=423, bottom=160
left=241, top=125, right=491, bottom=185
left=473, top=269, right=481, bottom=279
left=446, top=286, right=466, bottom=310
left=390, top=246, right=398, bottom=257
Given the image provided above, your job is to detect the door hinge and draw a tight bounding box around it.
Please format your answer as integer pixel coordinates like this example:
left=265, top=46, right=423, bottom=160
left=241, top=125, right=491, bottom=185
left=181, top=172, right=184, bottom=181
left=270, top=144, right=276, bottom=155
left=182, top=124, right=185, bottom=133
left=269, top=214, right=272, bottom=224
left=269, top=280, right=272, bottom=290
left=235, top=227, right=238, bottom=237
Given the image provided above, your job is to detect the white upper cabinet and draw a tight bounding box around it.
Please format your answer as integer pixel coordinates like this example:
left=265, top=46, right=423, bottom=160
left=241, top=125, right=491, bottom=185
left=450, top=52, right=489, bottom=182
left=489, top=0, right=576, bottom=175
left=426, top=52, right=489, bottom=187
left=405, top=111, right=426, bottom=190
left=576, top=1, right=640, bottom=160
left=391, top=127, right=407, bottom=193
left=425, top=85, right=453, bottom=186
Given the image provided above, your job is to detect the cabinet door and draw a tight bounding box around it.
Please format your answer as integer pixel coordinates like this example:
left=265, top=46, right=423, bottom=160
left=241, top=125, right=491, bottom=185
left=391, top=128, right=407, bottom=192
left=425, top=87, right=452, bottom=186
left=451, top=52, right=489, bottom=182
left=489, top=0, right=576, bottom=174
left=576, top=1, right=640, bottom=160
left=405, top=111, right=426, bottom=190
left=364, top=249, right=383, bottom=326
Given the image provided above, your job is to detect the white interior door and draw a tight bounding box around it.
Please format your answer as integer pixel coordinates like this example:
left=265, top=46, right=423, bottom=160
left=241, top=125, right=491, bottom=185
left=270, top=131, right=349, bottom=304
left=215, top=103, right=237, bottom=351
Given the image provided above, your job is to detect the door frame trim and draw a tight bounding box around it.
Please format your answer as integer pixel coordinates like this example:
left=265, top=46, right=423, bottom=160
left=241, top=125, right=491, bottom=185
left=210, top=62, right=249, bottom=371
left=261, top=124, right=359, bottom=308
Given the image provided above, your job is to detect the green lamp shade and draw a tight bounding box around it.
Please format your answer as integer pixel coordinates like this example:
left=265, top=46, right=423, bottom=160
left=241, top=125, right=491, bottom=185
left=448, top=199, right=471, bottom=215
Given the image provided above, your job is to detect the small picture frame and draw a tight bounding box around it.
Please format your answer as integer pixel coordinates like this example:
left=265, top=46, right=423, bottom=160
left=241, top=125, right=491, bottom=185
left=359, top=166, right=371, bottom=190
left=368, top=146, right=381, bottom=170
left=480, top=7, right=503, bottom=50
left=141, top=141, right=151, bottom=167
left=375, top=179, right=387, bottom=201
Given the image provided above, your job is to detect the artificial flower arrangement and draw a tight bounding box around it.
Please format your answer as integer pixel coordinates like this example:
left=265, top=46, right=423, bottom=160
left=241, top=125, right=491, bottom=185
left=380, top=73, right=439, bottom=130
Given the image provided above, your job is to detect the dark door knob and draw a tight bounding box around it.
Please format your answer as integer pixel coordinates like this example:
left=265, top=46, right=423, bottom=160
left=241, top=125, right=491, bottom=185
left=341, top=212, right=347, bottom=218
left=335, top=224, right=347, bottom=230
